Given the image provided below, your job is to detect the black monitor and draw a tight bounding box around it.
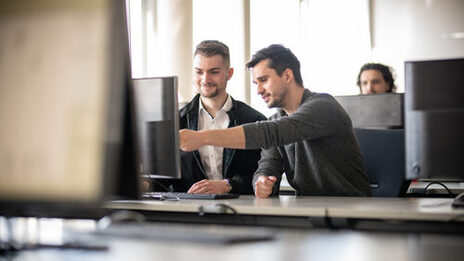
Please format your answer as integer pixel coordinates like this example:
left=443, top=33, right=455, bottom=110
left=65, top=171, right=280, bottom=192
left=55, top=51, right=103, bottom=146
left=335, top=93, right=404, bottom=129
left=0, top=0, right=138, bottom=218
left=405, top=58, right=464, bottom=181
left=132, top=77, right=181, bottom=180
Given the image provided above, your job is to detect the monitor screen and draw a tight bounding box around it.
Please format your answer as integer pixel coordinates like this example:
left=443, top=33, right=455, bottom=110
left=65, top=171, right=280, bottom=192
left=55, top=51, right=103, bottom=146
left=334, top=93, right=404, bottom=129
left=405, top=58, right=464, bottom=180
left=132, top=77, right=181, bottom=180
left=0, top=0, right=138, bottom=218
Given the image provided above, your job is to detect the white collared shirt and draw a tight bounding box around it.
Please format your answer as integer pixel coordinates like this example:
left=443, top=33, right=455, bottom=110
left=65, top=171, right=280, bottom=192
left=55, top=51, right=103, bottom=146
left=198, top=95, right=233, bottom=180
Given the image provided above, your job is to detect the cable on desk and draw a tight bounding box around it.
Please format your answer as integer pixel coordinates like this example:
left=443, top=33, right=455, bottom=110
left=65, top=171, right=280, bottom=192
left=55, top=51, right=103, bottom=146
left=453, top=192, right=464, bottom=200
left=97, top=210, right=146, bottom=230
left=447, top=193, right=464, bottom=222
left=451, top=192, right=464, bottom=209
left=149, top=179, right=172, bottom=192
left=216, top=204, right=247, bottom=225
left=424, top=181, right=453, bottom=195
left=323, top=208, right=336, bottom=229
left=197, top=204, right=246, bottom=225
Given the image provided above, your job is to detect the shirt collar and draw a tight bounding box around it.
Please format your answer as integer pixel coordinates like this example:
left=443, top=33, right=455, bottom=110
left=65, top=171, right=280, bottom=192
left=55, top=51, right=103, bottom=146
left=199, top=94, right=233, bottom=116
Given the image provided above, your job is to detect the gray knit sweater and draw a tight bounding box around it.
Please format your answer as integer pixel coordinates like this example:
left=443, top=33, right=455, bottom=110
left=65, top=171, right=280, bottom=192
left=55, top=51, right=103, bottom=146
left=243, top=89, right=370, bottom=196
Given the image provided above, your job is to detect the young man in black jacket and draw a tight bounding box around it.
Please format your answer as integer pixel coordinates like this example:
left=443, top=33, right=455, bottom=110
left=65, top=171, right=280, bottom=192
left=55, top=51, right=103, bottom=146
left=173, top=40, right=266, bottom=194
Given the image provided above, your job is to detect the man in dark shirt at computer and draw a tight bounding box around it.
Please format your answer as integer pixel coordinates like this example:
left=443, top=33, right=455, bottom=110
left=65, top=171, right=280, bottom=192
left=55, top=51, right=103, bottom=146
left=170, top=40, right=266, bottom=195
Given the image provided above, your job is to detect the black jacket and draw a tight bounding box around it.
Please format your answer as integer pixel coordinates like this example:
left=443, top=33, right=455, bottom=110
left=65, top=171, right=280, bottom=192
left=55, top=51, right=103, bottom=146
left=172, top=94, right=266, bottom=194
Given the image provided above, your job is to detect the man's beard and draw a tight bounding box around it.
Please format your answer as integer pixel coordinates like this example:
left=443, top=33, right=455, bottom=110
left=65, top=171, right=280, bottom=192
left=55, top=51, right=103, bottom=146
left=266, top=98, right=282, bottom=108
left=199, top=85, right=219, bottom=98
left=264, top=90, right=286, bottom=108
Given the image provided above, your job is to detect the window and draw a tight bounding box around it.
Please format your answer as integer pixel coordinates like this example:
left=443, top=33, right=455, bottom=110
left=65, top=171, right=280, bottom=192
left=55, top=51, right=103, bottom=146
left=299, top=0, right=371, bottom=96
left=193, top=0, right=248, bottom=103
left=127, top=0, right=371, bottom=116
left=249, top=0, right=301, bottom=116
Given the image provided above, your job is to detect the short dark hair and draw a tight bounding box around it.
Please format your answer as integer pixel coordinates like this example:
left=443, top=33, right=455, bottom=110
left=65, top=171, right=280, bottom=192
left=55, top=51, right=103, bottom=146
left=194, top=40, right=230, bottom=68
left=246, top=44, right=303, bottom=86
left=356, top=63, right=396, bottom=92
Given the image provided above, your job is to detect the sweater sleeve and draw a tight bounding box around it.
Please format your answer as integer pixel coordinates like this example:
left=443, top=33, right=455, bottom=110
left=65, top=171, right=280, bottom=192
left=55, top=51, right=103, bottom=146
left=243, top=95, right=348, bottom=149
left=252, top=146, right=284, bottom=196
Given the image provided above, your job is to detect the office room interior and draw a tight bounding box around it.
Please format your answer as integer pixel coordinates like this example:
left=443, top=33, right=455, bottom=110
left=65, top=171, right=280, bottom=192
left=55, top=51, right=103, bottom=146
left=1, top=0, right=464, bottom=260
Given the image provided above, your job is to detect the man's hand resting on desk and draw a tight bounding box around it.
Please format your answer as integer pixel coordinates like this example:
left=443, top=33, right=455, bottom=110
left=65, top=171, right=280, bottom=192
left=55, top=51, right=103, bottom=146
left=187, top=179, right=231, bottom=194
left=254, top=176, right=277, bottom=198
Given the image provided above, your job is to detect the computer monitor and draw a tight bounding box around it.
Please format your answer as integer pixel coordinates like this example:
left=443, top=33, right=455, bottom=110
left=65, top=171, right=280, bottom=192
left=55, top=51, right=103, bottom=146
left=0, top=0, right=138, bottom=218
left=334, top=93, right=404, bottom=129
left=405, top=58, right=464, bottom=180
left=132, top=77, right=181, bottom=180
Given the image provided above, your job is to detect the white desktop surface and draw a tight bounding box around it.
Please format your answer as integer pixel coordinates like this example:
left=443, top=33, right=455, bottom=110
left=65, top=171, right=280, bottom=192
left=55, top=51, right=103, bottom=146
left=106, top=195, right=464, bottom=222
left=107, top=195, right=327, bottom=217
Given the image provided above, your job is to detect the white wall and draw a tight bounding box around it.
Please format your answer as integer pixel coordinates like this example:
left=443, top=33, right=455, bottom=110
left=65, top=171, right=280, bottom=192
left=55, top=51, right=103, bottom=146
left=193, top=0, right=249, bottom=104
left=250, top=0, right=300, bottom=116
left=371, top=0, right=464, bottom=92
left=299, top=0, right=371, bottom=96
left=127, top=0, right=193, bottom=103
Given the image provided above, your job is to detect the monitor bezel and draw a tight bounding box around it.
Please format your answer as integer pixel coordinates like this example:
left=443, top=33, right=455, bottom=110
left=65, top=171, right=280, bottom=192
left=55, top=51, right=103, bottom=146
left=405, top=58, right=464, bottom=181
left=131, top=76, right=182, bottom=180
left=0, top=0, right=139, bottom=219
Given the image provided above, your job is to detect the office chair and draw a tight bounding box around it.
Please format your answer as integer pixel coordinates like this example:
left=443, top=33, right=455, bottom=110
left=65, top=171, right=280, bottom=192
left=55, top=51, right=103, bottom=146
left=354, top=128, right=407, bottom=197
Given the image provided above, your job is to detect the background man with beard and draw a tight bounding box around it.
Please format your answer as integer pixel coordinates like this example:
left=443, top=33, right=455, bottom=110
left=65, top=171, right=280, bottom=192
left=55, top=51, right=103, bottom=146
left=167, top=40, right=266, bottom=194
left=357, top=63, right=396, bottom=94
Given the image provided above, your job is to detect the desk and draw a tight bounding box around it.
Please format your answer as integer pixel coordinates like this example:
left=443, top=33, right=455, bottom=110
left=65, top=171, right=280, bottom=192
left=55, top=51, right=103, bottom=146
left=2, top=217, right=464, bottom=261
left=3, top=196, right=464, bottom=261
left=106, top=196, right=464, bottom=232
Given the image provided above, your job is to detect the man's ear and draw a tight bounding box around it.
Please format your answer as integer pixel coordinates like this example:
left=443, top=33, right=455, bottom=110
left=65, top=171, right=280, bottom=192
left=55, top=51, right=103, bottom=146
left=227, top=67, right=234, bottom=80
left=284, top=68, right=294, bottom=83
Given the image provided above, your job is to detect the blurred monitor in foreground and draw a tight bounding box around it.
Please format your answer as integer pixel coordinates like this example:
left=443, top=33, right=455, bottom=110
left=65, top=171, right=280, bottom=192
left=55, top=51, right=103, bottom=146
left=405, top=58, right=464, bottom=181
left=0, top=0, right=138, bottom=218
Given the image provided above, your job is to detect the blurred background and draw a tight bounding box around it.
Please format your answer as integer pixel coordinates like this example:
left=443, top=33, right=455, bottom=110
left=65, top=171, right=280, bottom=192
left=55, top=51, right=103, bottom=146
left=126, top=0, right=464, bottom=116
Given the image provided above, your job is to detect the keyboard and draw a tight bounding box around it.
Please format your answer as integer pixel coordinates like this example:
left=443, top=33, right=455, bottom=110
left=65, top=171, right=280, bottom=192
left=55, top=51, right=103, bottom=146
left=142, top=192, right=240, bottom=200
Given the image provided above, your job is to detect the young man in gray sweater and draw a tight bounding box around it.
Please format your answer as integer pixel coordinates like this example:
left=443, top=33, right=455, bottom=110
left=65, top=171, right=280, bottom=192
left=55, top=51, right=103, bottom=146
left=180, top=44, right=370, bottom=198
